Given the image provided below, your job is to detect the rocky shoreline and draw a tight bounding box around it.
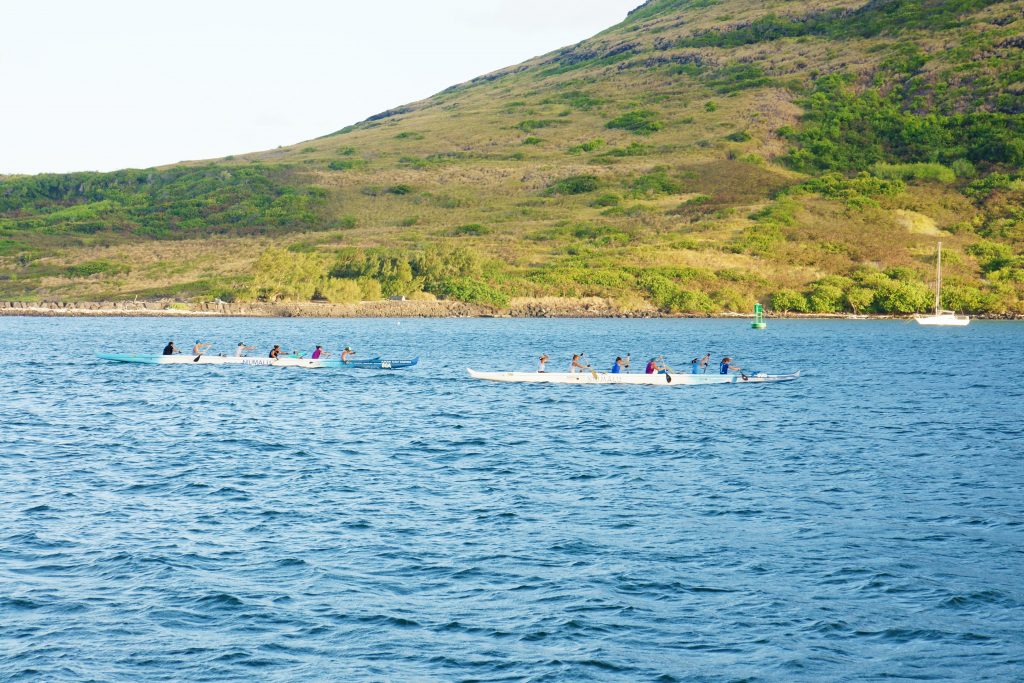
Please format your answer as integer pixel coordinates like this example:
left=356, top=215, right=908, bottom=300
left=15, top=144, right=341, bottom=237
left=1, top=299, right=1020, bottom=320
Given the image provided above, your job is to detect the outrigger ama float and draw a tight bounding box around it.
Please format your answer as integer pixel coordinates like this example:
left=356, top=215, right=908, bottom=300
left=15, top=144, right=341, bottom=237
left=97, top=354, right=418, bottom=370
left=466, top=369, right=800, bottom=386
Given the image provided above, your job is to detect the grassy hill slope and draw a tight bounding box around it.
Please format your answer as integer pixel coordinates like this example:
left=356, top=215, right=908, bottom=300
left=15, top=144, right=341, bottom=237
left=2, top=0, right=1023, bottom=314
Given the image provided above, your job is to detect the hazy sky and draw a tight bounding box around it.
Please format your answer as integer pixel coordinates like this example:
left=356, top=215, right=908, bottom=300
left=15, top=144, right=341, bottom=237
left=1, top=1, right=642, bottom=175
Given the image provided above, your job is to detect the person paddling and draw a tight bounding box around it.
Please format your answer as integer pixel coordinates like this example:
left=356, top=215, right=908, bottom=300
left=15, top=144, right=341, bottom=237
left=720, top=356, right=741, bottom=374
left=538, top=354, right=549, bottom=373
left=235, top=342, right=255, bottom=357
left=163, top=341, right=179, bottom=355
left=192, top=340, right=211, bottom=359
left=645, top=358, right=663, bottom=374
left=611, top=356, right=624, bottom=374
left=311, top=345, right=325, bottom=360
left=269, top=345, right=283, bottom=359
left=570, top=354, right=591, bottom=374
left=341, top=346, right=355, bottom=363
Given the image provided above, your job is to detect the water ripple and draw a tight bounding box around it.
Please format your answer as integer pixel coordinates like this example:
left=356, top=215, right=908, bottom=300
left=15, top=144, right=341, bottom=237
left=1, top=317, right=1022, bottom=681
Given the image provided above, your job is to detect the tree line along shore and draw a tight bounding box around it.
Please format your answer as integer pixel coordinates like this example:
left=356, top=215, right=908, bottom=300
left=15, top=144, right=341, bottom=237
left=2, top=299, right=1021, bottom=319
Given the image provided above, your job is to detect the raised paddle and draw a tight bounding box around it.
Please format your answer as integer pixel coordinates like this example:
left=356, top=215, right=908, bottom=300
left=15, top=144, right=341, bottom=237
left=658, top=355, right=675, bottom=384
left=580, top=353, right=599, bottom=380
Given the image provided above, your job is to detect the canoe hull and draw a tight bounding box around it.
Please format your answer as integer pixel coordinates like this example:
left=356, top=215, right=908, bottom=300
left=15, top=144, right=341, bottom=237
left=466, top=368, right=800, bottom=386
left=97, top=354, right=417, bottom=369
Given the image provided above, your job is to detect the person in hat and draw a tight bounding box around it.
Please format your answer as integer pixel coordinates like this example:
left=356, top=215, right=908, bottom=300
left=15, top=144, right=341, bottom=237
left=341, top=346, right=355, bottom=363
left=162, top=341, right=179, bottom=355
left=192, top=339, right=211, bottom=357
left=538, top=354, right=549, bottom=373
left=235, top=342, right=255, bottom=357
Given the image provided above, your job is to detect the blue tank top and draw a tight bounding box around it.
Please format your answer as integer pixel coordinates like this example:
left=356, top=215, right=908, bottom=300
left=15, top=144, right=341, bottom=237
left=720, top=361, right=729, bottom=374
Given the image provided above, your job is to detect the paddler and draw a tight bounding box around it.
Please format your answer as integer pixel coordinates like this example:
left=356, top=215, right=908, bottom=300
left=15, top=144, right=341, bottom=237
left=269, top=345, right=283, bottom=359
left=311, top=345, right=325, bottom=360
left=341, top=346, right=355, bottom=362
left=163, top=341, right=179, bottom=355
left=235, top=342, right=256, bottom=357
left=192, top=340, right=211, bottom=357
left=720, top=356, right=741, bottom=374
left=611, top=357, right=624, bottom=374
left=570, top=354, right=591, bottom=374
left=691, top=353, right=710, bottom=374
left=538, top=354, right=549, bottom=373
left=645, top=358, right=661, bottom=374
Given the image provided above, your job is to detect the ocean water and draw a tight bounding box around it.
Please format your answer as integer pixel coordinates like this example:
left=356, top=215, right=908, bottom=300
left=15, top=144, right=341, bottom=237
left=1, top=316, right=1022, bottom=682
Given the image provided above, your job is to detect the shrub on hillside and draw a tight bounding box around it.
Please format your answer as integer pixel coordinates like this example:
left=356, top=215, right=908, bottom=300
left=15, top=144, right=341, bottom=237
left=568, top=139, right=605, bottom=154
left=327, top=158, right=367, bottom=171
left=629, top=167, right=682, bottom=196
left=452, top=223, right=491, bottom=236
left=64, top=260, right=130, bottom=278
left=599, top=142, right=653, bottom=158
left=606, top=110, right=663, bottom=135
left=871, top=162, right=956, bottom=184
left=516, top=119, right=562, bottom=132
left=590, top=193, right=621, bottom=208
left=548, top=175, right=601, bottom=195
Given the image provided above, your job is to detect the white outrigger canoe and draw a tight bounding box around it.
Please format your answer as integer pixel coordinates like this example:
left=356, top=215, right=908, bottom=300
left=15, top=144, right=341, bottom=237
left=97, top=354, right=418, bottom=370
left=99, top=353, right=329, bottom=368
left=467, top=368, right=800, bottom=386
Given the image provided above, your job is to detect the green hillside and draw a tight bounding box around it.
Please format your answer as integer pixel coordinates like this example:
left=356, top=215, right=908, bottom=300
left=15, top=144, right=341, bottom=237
left=2, top=0, right=1023, bottom=314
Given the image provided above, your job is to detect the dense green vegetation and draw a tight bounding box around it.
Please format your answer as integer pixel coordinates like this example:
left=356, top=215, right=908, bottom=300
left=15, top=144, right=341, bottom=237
left=783, top=75, right=1024, bottom=173
left=1, top=0, right=1022, bottom=314
left=675, top=0, right=1005, bottom=47
left=0, top=166, right=329, bottom=238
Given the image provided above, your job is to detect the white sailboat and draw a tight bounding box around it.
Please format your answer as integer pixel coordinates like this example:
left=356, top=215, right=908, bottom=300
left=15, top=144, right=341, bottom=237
left=915, top=241, right=969, bottom=326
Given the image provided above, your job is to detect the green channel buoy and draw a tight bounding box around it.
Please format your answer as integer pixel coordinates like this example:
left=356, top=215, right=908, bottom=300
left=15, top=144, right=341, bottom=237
left=751, top=303, right=767, bottom=330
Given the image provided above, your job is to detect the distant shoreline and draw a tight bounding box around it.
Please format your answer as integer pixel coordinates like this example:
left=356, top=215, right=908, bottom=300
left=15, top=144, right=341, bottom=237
left=2, top=300, right=1019, bottom=320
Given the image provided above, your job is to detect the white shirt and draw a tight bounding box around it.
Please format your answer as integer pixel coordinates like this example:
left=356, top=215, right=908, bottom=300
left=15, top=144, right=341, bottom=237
left=235, top=345, right=245, bottom=357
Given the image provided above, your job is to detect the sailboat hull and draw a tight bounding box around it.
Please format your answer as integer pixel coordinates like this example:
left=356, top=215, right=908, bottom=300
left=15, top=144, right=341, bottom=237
left=914, top=314, right=970, bottom=326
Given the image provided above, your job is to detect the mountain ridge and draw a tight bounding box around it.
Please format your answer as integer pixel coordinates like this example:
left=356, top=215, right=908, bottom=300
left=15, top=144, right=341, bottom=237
left=2, top=0, right=1022, bottom=314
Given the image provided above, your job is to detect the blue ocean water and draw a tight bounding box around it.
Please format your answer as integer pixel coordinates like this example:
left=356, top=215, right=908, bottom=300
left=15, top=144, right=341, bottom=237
left=1, top=316, right=1022, bottom=681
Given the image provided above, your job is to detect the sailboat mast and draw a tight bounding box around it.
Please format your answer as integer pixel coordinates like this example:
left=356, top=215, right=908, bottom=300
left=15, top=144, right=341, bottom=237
left=935, top=241, right=942, bottom=314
